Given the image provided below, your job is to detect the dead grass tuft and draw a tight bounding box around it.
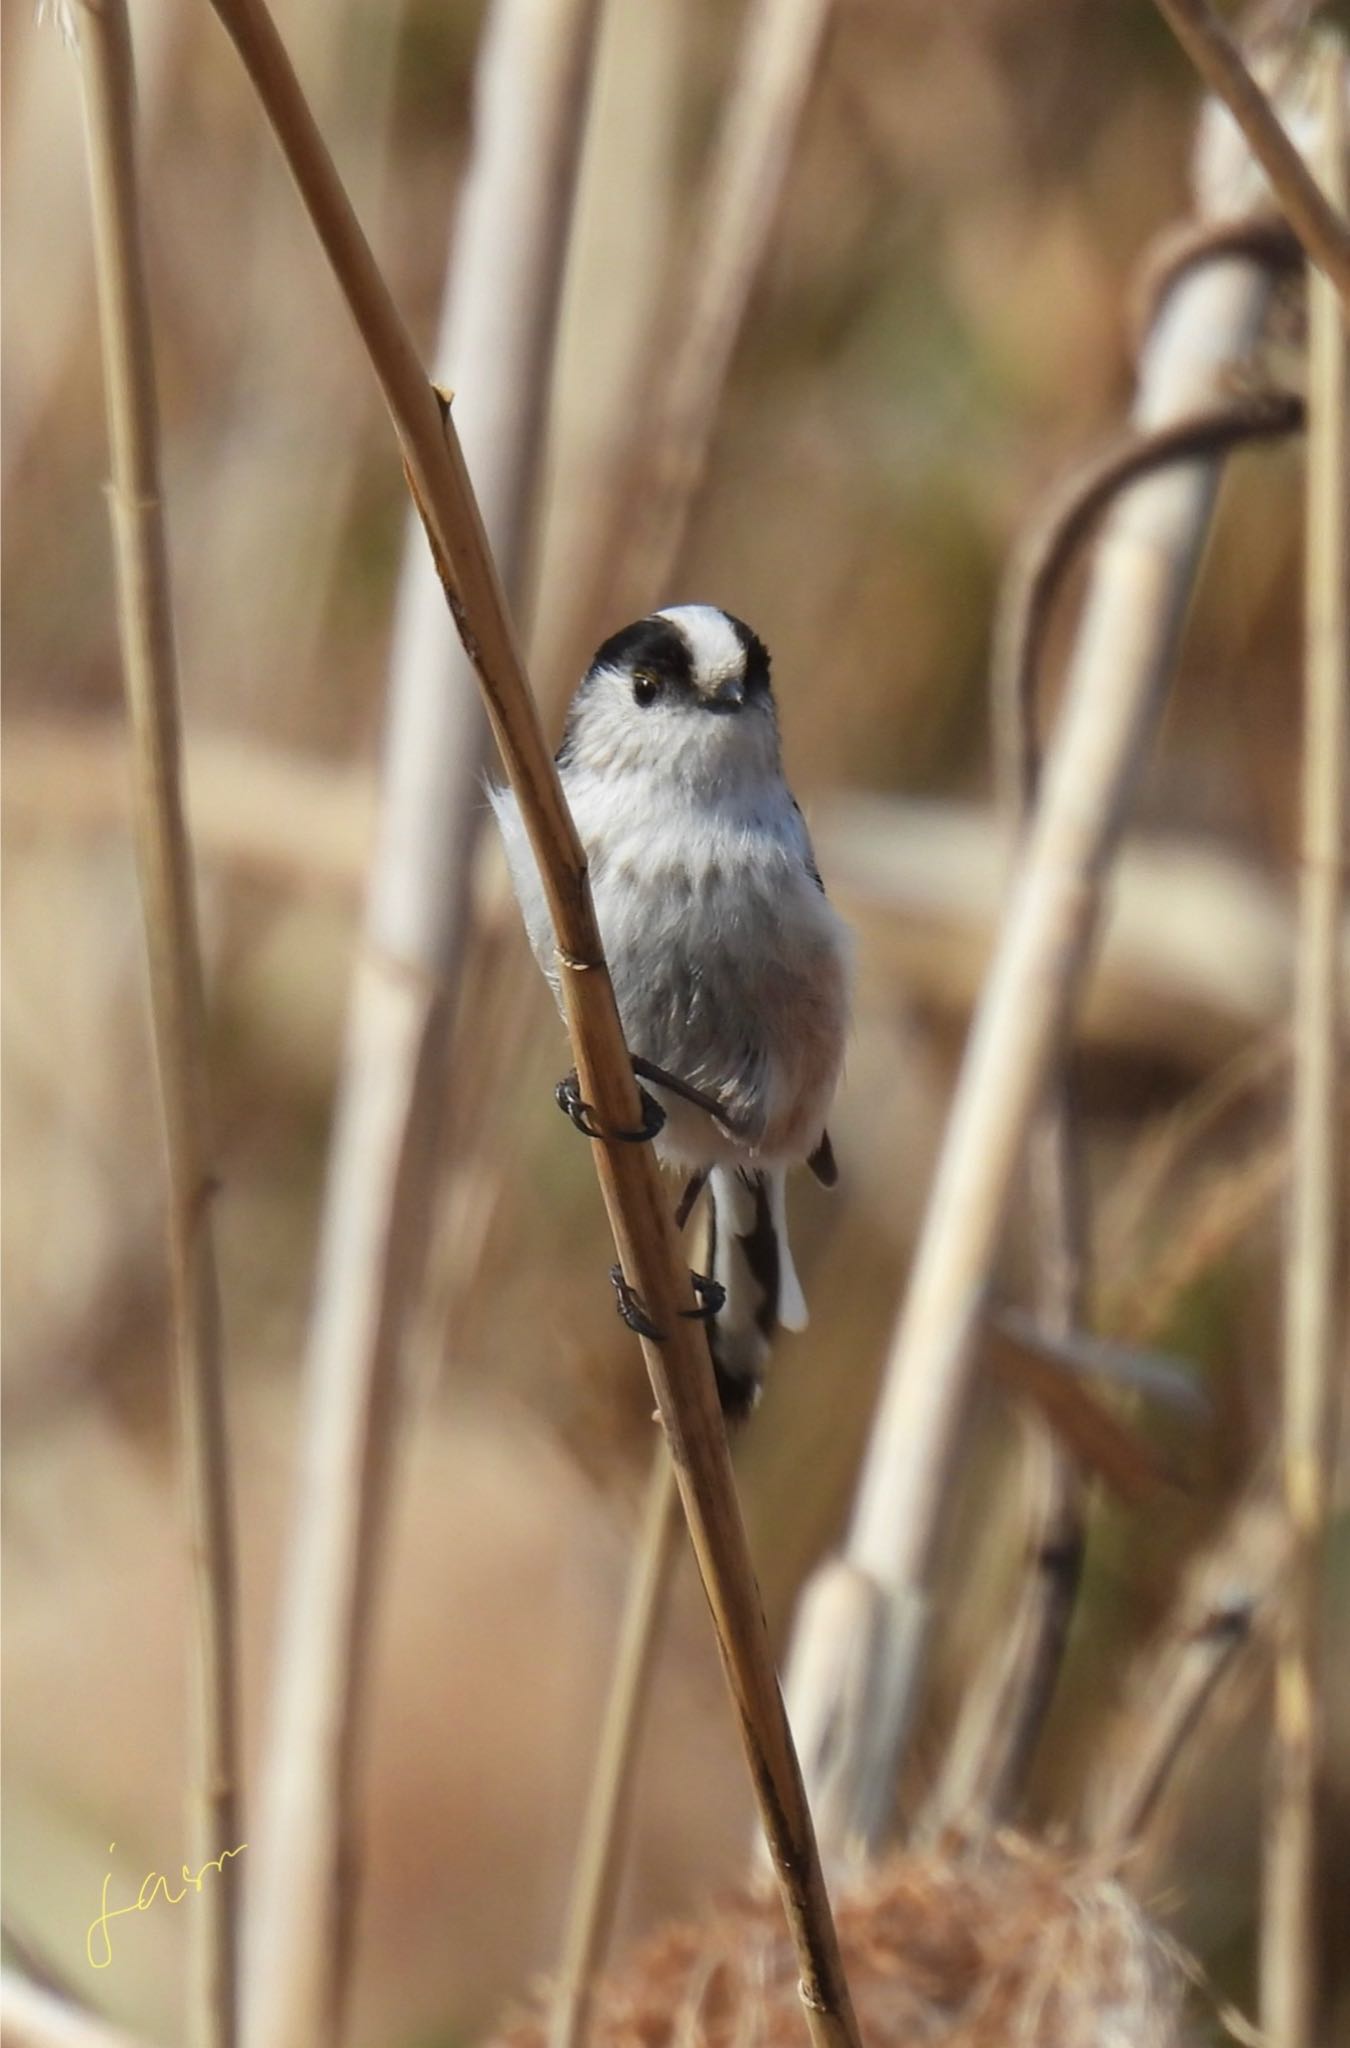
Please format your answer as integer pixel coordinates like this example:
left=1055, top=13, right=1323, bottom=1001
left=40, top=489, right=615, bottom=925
left=490, top=1834, right=1193, bottom=2048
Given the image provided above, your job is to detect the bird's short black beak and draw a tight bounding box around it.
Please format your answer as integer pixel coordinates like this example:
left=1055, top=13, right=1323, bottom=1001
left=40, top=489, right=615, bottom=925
left=704, top=675, right=746, bottom=713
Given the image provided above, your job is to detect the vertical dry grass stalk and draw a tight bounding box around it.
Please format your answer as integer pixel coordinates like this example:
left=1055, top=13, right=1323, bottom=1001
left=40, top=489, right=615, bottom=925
left=203, top=5, right=860, bottom=2047
left=784, top=82, right=1296, bottom=1860
left=1150, top=0, right=1350, bottom=312
left=553, top=0, right=836, bottom=695
left=1089, top=1482, right=1288, bottom=1852
left=236, top=3, right=603, bottom=2043
left=1260, top=40, right=1347, bottom=2048
left=551, top=1452, right=684, bottom=2048
left=73, top=6, right=242, bottom=2046
left=0, top=1973, right=154, bottom=2048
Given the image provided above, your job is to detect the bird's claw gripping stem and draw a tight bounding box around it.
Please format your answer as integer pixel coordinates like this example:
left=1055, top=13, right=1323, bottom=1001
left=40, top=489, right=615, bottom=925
left=608, top=1266, right=725, bottom=1341
left=555, top=1068, right=666, bottom=1145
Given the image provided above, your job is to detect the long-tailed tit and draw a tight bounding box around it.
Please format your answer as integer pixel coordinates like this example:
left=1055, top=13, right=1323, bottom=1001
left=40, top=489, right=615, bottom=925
left=490, top=604, right=851, bottom=1407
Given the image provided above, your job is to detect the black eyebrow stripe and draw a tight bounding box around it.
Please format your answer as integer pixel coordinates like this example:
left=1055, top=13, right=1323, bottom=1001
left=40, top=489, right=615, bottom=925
left=725, top=613, right=772, bottom=695
left=556, top=616, right=697, bottom=764
left=590, top=617, right=696, bottom=692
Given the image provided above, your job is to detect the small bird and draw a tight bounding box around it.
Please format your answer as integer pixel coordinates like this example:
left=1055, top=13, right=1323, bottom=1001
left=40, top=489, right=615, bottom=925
left=491, top=604, right=852, bottom=1407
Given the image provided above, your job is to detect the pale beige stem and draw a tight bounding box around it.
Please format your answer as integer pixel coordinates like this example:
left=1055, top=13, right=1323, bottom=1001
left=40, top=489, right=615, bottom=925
left=0, top=1974, right=154, bottom=2048
left=1261, top=40, right=1347, bottom=2048
left=1151, top=0, right=1350, bottom=311
left=74, top=6, right=242, bottom=2045
left=551, top=1453, right=683, bottom=2048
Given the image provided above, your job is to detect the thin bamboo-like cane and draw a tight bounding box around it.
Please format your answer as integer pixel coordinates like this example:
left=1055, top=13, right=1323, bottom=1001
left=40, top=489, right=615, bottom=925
left=551, top=1452, right=683, bottom=2048
left=73, top=8, right=242, bottom=2047
left=0, top=1974, right=154, bottom=2048
left=1150, top=0, right=1350, bottom=312
left=1260, top=41, right=1347, bottom=2048
left=236, top=4, right=604, bottom=2044
left=783, top=85, right=1296, bottom=1863
left=204, top=5, right=860, bottom=2047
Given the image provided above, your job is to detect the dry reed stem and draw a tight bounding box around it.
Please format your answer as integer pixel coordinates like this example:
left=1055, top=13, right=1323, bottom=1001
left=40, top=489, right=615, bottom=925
left=0, top=1974, right=154, bottom=2048
left=552, top=1452, right=684, bottom=2048
left=1089, top=1482, right=1289, bottom=1851
left=950, top=383, right=1302, bottom=1826
left=73, top=6, right=242, bottom=2045
left=1129, top=210, right=1300, bottom=343
left=552, top=0, right=836, bottom=699
left=204, top=5, right=860, bottom=2046
left=232, top=2, right=606, bottom=2042
left=784, top=93, right=1293, bottom=1860
left=991, top=392, right=1304, bottom=808
left=1260, top=40, right=1347, bottom=2048
left=931, top=1130, right=1088, bottom=1827
left=1150, top=0, right=1350, bottom=312
left=942, top=372, right=1123, bottom=1829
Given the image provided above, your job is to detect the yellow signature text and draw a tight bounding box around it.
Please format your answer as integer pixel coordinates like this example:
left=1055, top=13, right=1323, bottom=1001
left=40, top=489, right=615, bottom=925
left=86, top=1840, right=247, bottom=1969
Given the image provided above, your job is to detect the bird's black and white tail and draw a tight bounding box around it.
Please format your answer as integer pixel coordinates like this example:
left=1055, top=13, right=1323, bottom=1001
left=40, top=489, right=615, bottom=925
left=705, top=1165, right=808, bottom=1412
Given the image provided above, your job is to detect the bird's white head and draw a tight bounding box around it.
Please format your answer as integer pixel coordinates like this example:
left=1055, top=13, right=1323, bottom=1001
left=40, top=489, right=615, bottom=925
left=557, top=604, right=782, bottom=791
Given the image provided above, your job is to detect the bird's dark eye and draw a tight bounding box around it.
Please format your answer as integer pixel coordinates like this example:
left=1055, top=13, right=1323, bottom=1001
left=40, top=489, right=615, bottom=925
left=632, top=671, right=661, bottom=707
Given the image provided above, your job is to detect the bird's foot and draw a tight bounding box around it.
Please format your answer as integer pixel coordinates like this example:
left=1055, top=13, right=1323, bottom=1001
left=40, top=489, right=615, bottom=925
left=555, top=1068, right=666, bottom=1145
left=608, top=1266, right=725, bottom=1342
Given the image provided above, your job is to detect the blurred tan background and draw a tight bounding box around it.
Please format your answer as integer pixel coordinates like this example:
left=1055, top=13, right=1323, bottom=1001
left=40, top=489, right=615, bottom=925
left=3, top=2, right=1344, bottom=2045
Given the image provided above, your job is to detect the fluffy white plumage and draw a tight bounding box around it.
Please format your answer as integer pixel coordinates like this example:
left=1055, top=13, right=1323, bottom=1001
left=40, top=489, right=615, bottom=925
left=490, top=604, right=851, bottom=1400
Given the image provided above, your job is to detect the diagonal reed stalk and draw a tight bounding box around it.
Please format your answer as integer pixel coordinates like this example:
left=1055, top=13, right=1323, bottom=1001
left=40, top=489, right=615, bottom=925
left=233, top=3, right=604, bottom=2043
left=73, top=6, right=242, bottom=2046
left=1149, top=0, right=1350, bottom=312
left=782, top=70, right=1300, bottom=1862
left=203, top=4, right=860, bottom=2046
left=1260, top=39, right=1347, bottom=2048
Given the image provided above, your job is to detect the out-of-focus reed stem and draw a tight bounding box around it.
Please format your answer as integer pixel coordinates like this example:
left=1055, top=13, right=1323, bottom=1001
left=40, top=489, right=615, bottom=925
left=551, top=1452, right=683, bottom=2048
left=207, top=4, right=860, bottom=2045
left=1090, top=1481, right=1288, bottom=1851
left=784, top=88, right=1293, bottom=1862
left=232, top=3, right=603, bottom=2043
left=1150, top=0, right=1350, bottom=312
left=74, top=7, right=242, bottom=2046
left=1260, top=40, right=1347, bottom=2048
left=938, top=387, right=1300, bottom=1827
left=0, top=1974, right=153, bottom=2048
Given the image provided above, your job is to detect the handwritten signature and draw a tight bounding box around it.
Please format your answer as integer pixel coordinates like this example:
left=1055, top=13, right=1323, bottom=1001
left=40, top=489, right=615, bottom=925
left=86, top=1841, right=247, bottom=1969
